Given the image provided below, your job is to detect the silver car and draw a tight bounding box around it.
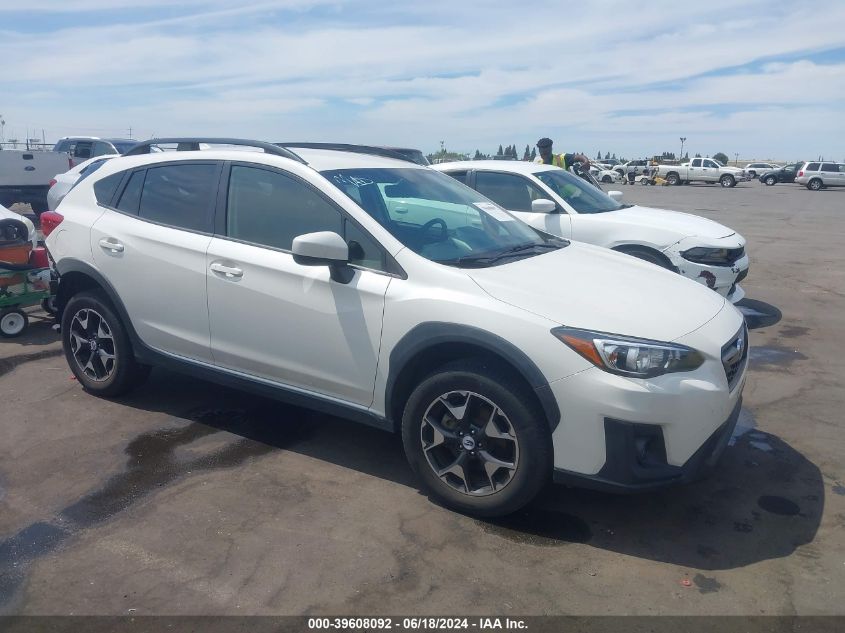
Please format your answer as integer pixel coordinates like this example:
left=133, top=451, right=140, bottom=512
left=795, top=161, right=845, bottom=191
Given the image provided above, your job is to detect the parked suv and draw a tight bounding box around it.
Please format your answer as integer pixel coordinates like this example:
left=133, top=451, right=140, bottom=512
left=795, top=161, right=845, bottom=190
left=744, top=163, right=780, bottom=179
left=44, top=139, right=747, bottom=517
left=53, top=137, right=138, bottom=167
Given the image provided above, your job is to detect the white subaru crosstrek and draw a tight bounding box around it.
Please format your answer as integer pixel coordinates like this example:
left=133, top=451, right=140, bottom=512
left=433, top=161, right=750, bottom=302
left=43, top=139, right=748, bottom=517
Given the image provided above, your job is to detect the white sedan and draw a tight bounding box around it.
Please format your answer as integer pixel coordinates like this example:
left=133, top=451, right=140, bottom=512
left=433, top=161, right=750, bottom=302
left=590, top=164, right=624, bottom=183
left=47, top=155, right=117, bottom=211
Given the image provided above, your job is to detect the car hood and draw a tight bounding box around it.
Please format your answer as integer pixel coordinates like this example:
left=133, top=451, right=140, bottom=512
left=467, top=242, right=726, bottom=342
left=595, top=205, right=737, bottom=240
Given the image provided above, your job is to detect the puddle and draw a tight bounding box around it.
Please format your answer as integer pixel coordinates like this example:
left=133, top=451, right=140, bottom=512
left=728, top=408, right=756, bottom=446
left=0, top=349, right=64, bottom=379
left=736, top=299, right=782, bottom=330
left=0, top=405, right=310, bottom=610
left=832, top=484, right=845, bottom=496
left=693, top=573, right=722, bottom=594
left=757, top=496, right=800, bottom=516
left=478, top=507, right=592, bottom=546
left=749, top=346, right=807, bottom=370
left=779, top=325, right=810, bottom=339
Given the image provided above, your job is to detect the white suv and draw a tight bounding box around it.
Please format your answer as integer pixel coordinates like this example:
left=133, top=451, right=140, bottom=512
left=44, top=139, right=748, bottom=517
left=795, top=161, right=845, bottom=190
left=433, top=161, right=750, bottom=302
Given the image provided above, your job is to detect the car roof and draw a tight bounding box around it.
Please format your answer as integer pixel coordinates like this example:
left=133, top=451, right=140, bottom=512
left=84, top=145, right=428, bottom=174
left=431, top=160, right=556, bottom=175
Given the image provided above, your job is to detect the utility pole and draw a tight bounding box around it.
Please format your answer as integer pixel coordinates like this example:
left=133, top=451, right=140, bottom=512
left=679, top=137, right=686, bottom=161
left=734, top=152, right=739, bottom=166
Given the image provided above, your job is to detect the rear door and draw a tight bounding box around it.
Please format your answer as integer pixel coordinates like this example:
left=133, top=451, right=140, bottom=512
left=90, top=161, right=221, bottom=362
left=206, top=162, right=391, bottom=406
left=820, top=163, right=840, bottom=186
left=472, top=170, right=572, bottom=238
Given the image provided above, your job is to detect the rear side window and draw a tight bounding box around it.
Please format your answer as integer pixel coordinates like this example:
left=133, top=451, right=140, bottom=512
left=821, top=163, right=838, bottom=172
left=226, top=165, right=341, bottom=251
left=138, top=164, right=217, bottom=232
left=444, top=170, right=468, bottom=184
left=93, top=172, right=124, bottom=206
left=117, top=171, right=145, bottom=214
left=805, top=163, right=820, bottom=171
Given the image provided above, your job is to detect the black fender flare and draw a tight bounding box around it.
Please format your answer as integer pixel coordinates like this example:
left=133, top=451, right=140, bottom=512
left=386, top=322, right=561, bottom=431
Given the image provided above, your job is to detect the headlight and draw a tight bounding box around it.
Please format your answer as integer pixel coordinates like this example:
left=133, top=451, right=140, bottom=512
left=551, top=327, right=705, bottom=378
left=681, top=246, right=743, bottom=265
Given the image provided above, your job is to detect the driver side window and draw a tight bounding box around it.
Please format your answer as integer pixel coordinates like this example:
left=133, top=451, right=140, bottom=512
left=474, top=172, right=549, bottom=212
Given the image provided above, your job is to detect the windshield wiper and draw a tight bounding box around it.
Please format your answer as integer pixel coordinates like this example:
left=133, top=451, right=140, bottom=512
left=447, top=242, right=562, bottom=267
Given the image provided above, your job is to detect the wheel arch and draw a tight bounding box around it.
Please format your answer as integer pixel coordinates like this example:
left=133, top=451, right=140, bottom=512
left=611, top=243, right=677, bottom=270
left=385, top=323, right=560, bottom=434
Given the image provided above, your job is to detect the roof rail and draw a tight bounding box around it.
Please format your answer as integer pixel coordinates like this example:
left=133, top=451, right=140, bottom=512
left=274, top=142, right=419, bottom=165
left=122, top=138, right=307, bottom=163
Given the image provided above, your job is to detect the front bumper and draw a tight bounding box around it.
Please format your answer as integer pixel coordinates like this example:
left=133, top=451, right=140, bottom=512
left=664, top=245, right=750, bottom=304
left=553, top=398, right=742, bottom=492
left=546, top=304, right=746, bottom=485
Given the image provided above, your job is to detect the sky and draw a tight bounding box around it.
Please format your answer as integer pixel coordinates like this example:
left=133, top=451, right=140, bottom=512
left=1, top=0, right=844, bottom=161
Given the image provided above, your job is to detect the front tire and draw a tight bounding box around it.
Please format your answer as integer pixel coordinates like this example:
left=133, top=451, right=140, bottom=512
left=601, top=175, right=612, bottom=183
left=720, top=174, right=736, bottom=188
left=401, top=359, right=552, bottom=517
left=807, top=178, right=823, bottom=191
left=764, top=175, right=777, bottom=186
left=62, top=290, right=149, bottom=397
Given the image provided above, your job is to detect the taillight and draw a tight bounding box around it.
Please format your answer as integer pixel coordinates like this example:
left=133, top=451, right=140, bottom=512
left=40, top=211, right=64, bottom=237
left=798, top=171, right=803, bottom=177
left=48, top=179, right=57, bottom=188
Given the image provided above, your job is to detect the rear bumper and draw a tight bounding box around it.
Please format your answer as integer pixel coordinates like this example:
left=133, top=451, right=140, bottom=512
left=553, top=398, right=742, bottom=493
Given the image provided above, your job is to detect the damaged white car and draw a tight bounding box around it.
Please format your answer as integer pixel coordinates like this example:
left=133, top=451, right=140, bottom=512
left=433, top=161, right=749, bottom=302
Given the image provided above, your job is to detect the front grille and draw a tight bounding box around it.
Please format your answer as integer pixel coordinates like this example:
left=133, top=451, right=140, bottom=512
left=721, top=324, right=749, bottom=391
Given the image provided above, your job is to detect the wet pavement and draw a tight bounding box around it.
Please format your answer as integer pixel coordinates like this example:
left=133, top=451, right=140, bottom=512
left=1, top=184, right=844, bottom=615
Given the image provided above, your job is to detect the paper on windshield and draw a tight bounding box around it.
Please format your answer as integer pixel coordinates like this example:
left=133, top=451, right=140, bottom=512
left=474, top=202, right=515, bottom=222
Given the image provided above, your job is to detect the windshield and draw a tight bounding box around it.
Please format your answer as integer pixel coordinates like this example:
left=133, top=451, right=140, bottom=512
left=533, top=169, right=624, bottom=214
left=322, top=167, right=566, bottom=267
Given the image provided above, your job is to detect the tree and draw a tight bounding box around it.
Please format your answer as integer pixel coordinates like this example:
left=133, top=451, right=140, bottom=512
left=713, top=152, right=729, bottom=164
left=684, top=152, right=689, bottom=160
left=694, top=153, right=701, bottom=158
left=523, top=145, right=531, bottom=161
left=473, top=149, right=483, bottom=160
left=497, top=145, right=503, bottom=156
left=611, top=153, right=616, bottom=160
left=530, top=147, right=536, bottom=161
left=605, top=152, right=610, bottom=160
left=596, top=151, right=602, bottom=160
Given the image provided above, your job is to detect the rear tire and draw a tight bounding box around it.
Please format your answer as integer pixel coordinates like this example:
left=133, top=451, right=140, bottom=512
left=601, top=175, right=612, bottom=183
left=401, top=359, right=552, bottom=517
left=665, top=173, right=680, bottom=186
left=0, top=308, right=28, bottom=338
left=62, top=289, right=150, bottom=397
left=807, top=178, right=823, bottom=191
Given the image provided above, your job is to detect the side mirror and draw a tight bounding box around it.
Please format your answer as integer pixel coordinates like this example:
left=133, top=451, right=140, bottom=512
left=292, top=231, right=353, bottom=283
left=531, top=199, right=557, bottom=213
left=607, top=191, right=624, bottom=200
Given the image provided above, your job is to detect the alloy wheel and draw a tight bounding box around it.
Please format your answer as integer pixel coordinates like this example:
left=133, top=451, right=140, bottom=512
left=68, top=308, right=117, bottom=382
left=420, top=390, right=519, bottom=497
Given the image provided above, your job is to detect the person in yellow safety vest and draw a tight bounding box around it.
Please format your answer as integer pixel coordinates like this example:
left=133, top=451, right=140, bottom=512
left=534, top=137, right=591, bottom=169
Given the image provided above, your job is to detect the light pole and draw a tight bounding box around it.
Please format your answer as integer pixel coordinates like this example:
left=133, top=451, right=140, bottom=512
left=679, top=137, right=686, bottom=161
left=734, top=153, right=739, bottom=166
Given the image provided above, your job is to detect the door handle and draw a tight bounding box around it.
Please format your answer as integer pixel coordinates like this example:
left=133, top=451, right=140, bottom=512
left=210, top=262, right=244, bottom=279
left=98, top=238, right=124, bottom=253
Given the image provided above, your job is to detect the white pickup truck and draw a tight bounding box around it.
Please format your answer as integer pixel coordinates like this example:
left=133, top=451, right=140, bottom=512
left=656, top=158, right=748, bottom=188
left=0, top=149, right=72, bottom=215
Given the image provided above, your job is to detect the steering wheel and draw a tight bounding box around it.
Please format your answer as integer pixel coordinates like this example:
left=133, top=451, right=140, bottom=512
left=418, top=218, right=448, bottom=244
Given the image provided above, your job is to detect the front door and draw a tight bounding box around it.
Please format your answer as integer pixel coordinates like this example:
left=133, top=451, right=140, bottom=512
left=206, top=163, right=390, bottom=407
left=472, top=170, right=572, bottom=238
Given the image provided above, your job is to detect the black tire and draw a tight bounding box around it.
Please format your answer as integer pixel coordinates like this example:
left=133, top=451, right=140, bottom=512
left=61, top=289, right=150, bottom=397
left=601, top=175, right=612, bottom=183
left=764, top=175, right=777, bottom=186
left=41, top=297, right=57, bottom=315
left=720, top=174, right=735, bottom=188
left=0, top=308, right=28, bottom=338
left=617, top=246, right=672, bottom=269
left=807, top=178, right=823, bottom=191
left=665, top=173, right=680, bottom=186
left=748, top=171, right=756, bottom=179
left=401, top=358, right=552, bottom=517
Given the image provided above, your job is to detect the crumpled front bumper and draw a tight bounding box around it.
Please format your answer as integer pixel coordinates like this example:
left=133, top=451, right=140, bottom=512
left=663, top=240, right=750, bottom=304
